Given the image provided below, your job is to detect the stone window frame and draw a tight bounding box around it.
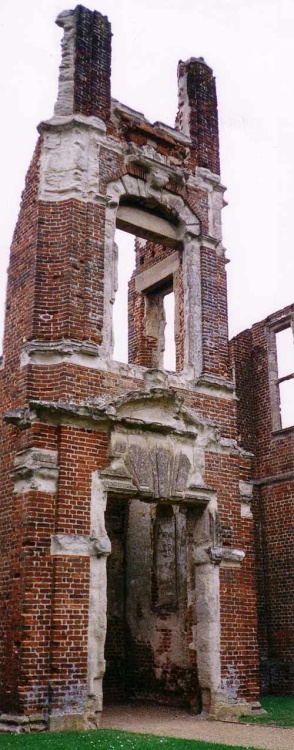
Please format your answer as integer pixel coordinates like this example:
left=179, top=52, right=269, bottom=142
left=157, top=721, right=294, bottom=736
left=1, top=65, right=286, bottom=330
left=268, top=315, right=294, bottom=432
left=103, top=172, right=202, bottom=379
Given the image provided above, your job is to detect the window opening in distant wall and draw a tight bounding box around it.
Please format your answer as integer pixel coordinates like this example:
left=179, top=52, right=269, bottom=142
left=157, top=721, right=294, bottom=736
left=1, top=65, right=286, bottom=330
left=113, top=229, right=136, bottom=363
left=275, top=326, right=294, bottom=429
left=163, top=291, right=176, bottom=371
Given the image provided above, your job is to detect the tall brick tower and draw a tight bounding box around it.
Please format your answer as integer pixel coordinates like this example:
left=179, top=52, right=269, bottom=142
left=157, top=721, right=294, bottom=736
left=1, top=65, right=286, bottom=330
left=0, top=5, right=261, bottom=732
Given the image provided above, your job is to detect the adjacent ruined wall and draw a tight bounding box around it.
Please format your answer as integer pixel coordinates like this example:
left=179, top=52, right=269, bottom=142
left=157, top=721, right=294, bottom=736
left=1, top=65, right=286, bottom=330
left=230, top=305, right=294, bottom=694
left=0, top=4, right=262, bottom=732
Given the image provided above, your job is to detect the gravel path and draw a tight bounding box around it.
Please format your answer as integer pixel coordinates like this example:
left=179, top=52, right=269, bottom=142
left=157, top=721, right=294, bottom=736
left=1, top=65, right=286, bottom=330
left=101, top=703, right=294, bottom=750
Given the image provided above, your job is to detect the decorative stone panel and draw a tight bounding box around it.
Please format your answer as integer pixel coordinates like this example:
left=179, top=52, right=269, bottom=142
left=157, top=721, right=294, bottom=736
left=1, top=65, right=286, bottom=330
left=12, top=448, right=59, bottom=494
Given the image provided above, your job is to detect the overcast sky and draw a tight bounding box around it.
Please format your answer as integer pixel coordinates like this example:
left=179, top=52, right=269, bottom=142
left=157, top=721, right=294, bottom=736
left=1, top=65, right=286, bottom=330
left=0, top=0, right=293, bottom=354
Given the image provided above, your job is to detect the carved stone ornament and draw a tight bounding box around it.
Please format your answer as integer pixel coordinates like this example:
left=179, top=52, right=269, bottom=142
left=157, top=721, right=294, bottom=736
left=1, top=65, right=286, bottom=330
left=95, top=388, right=218, bottom=505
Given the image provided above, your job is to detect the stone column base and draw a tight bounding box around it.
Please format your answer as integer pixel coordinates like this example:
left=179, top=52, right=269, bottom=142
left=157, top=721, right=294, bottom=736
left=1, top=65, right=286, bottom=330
left=0, top=714, right=46, bottom=733
left=48, top=709, right=102, bottom=732
left=208, top=700, right=266, bottom=722
left=48, top=712, right=87, bottom=732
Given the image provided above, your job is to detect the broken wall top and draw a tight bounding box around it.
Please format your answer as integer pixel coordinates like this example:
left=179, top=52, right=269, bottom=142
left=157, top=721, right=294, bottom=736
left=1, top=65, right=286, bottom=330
left=53, top=4, right=220, bottom=176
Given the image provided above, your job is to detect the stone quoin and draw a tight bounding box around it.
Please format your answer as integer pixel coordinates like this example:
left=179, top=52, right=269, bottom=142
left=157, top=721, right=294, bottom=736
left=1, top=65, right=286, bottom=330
left=0, top=4, right=293, bottom=733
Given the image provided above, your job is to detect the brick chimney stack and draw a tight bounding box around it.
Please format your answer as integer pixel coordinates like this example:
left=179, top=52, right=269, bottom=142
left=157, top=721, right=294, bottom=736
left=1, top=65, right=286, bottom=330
left=177, top=58, right=220, bottom=175
left=55, top=5, right=112, bottom=121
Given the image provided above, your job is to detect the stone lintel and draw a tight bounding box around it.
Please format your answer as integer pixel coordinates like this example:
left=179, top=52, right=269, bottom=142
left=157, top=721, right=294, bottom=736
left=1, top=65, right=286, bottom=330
left=51, top=533, right=111, bottom=557
left=103, top=425, right=217, bottom=504
left=117, top=205, right=180, bottom=248
left=123, top=148, right=189, bottom=192
left=135, top=251, right=180, bottom=293
left=100, top=476, right=213, bottom=506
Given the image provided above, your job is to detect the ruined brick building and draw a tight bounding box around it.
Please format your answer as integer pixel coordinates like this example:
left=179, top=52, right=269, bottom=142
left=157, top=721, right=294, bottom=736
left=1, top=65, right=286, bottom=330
left=0, top=4, right=293, bottom=733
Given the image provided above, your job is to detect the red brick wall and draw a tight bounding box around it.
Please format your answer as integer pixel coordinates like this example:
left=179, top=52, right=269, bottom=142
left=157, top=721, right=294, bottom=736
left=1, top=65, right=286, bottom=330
left=0, top=138, right=43, bottom=710
left=205, top=450, right=259, bottom=701
left=73, top=6, right=111, bottom=121
left=231, top=307, right=294, bottom=694
left=33, top=201, right=105, bottom=344
left=201, top=246, right=229, bottom=379
left=2, top=140, right=41, bottom=403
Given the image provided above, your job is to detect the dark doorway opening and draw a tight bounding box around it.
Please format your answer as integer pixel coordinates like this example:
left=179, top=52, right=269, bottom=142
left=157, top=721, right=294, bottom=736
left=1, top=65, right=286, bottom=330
left=103, top=496, right=200, bottom=709
left=103, top=496, right=128, bottom=704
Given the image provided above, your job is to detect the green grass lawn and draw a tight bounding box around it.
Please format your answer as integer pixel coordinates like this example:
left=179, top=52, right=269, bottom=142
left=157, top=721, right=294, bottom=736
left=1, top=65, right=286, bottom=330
left=239, top=695, right=294, bottom=727
left=0, top=729, right=263, bottom=750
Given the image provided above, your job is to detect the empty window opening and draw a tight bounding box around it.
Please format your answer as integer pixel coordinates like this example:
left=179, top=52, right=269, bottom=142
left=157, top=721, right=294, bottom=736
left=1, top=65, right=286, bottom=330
left=279, top=379, right=294, bottom=429
left=275, top=326, right=294, bottom=429
left=276, top=327, right=294, bottom=378
left=163, top=292, right=176, bottom=371
left=113, top=229, right=136, bottom=363
left=113, top=206, right=181, bottom=371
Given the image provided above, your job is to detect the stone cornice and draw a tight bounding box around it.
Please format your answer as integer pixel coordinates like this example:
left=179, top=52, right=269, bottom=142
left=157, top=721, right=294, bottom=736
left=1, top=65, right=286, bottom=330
left=4, top=390, right=211, bottom=437
left=38, top=113, right=107, bottom=135
left=4, top=390, right=251, bottom=460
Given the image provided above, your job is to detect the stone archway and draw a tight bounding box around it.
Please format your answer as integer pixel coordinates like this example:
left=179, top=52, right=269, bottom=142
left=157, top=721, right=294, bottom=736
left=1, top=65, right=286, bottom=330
left=102, top=172, right=203, bottom=377
left=82, top=389, right=223, bottom=726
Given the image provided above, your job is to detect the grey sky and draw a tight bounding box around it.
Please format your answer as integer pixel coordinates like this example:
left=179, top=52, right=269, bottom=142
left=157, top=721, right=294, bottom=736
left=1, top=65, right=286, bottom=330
left=0, top=0, right=293, bottom=350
